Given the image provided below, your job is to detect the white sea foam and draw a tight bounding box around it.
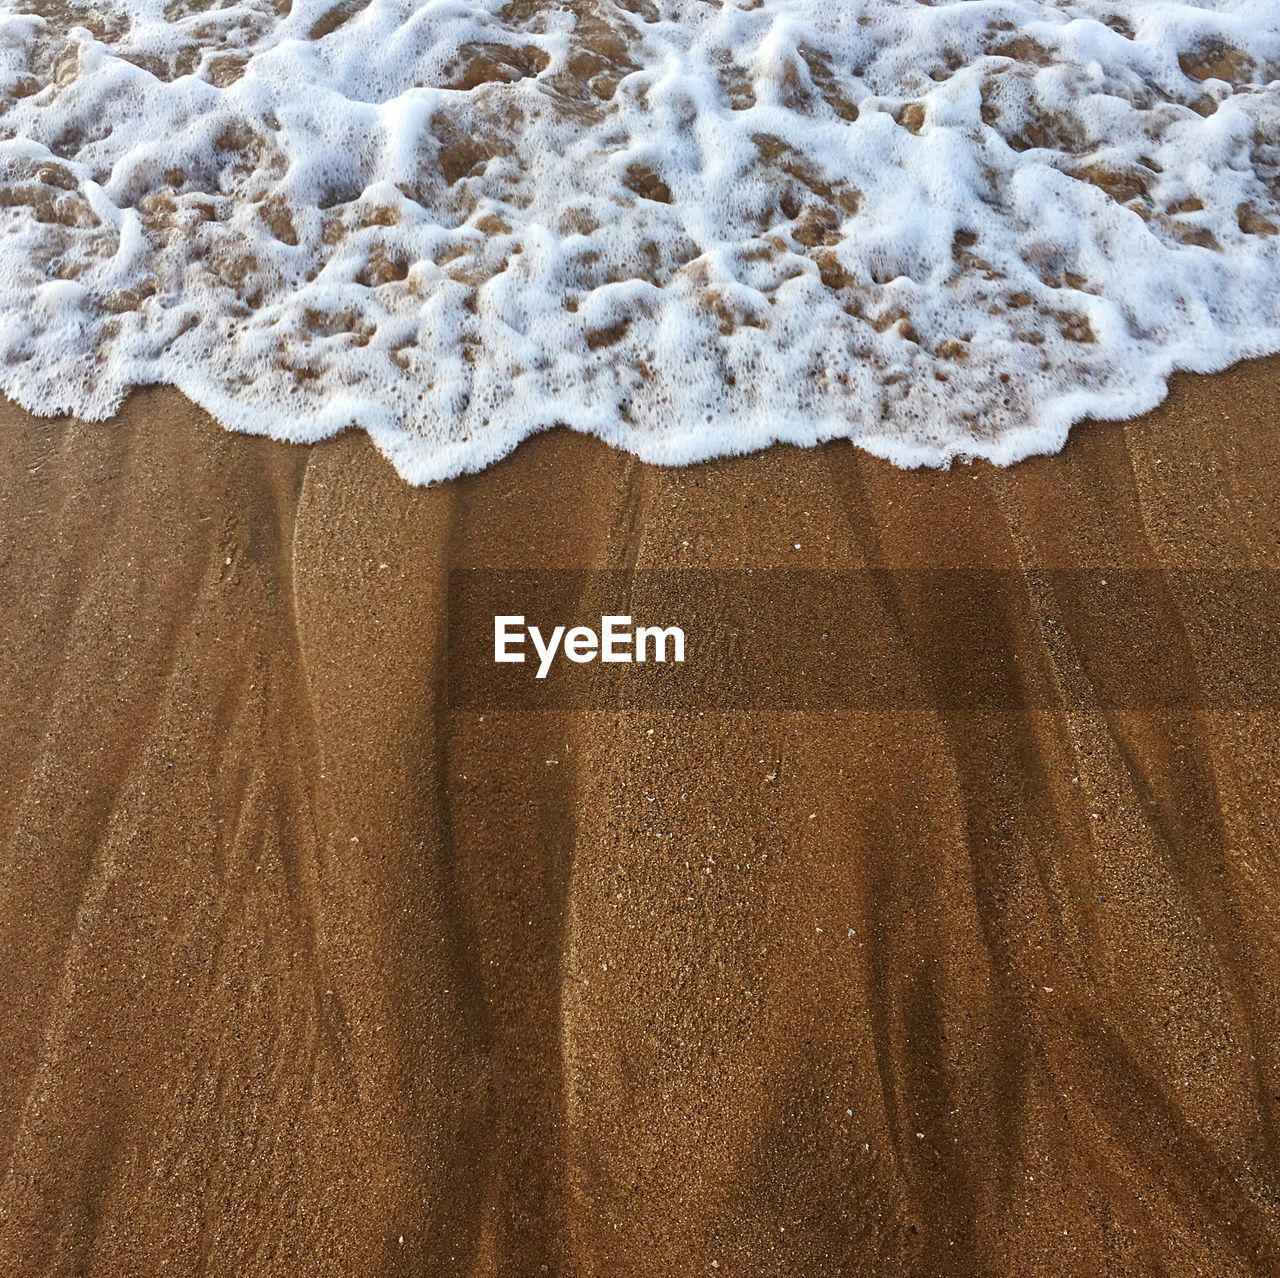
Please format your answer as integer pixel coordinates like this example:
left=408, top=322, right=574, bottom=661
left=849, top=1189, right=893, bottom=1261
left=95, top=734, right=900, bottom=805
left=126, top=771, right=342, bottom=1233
left=0, top=1, right=1277, bottom=482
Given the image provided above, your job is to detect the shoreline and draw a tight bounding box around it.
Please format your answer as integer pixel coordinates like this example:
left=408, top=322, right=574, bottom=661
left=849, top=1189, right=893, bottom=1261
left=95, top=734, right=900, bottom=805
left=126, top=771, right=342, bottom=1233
left=2, top=358, right=1279, bottom=1274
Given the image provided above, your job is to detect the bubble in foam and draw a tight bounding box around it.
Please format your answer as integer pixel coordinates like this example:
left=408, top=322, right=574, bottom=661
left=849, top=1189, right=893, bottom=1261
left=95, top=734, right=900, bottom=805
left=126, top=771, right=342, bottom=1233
left=0, top=0, right=1278, bottom=482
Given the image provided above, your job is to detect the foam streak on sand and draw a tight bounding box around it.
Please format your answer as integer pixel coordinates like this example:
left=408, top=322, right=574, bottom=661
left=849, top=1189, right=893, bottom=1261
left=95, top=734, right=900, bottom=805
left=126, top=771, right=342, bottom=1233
left=0, top=1, right=1278, bottom=481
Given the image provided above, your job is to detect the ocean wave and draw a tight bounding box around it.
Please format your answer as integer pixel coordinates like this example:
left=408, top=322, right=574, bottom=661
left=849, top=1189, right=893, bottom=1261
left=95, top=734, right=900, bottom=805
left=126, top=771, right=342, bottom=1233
left=1, top=0, right=1278, bottom=481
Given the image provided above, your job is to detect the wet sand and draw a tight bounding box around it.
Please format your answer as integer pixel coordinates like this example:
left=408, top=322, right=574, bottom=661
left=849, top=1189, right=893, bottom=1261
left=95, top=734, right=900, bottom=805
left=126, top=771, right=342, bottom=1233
left=1, top=363, right=1279, bottom=1275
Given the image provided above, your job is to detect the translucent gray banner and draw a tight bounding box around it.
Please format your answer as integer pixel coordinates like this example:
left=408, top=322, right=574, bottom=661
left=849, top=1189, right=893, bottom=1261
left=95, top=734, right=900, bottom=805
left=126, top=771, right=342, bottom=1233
left=447, top=570, right=1280, bottom=711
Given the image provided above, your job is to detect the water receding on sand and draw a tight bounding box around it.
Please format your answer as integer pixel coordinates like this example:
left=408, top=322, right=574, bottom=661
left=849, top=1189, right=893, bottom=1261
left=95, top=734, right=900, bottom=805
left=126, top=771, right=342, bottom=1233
left=0, top=0, right=1278, bottom=481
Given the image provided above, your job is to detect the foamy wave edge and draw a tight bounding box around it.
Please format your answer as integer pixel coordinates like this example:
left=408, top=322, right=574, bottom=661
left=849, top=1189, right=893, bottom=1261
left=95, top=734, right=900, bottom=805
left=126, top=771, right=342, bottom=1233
left=2, top=0, right=1279, bottom=484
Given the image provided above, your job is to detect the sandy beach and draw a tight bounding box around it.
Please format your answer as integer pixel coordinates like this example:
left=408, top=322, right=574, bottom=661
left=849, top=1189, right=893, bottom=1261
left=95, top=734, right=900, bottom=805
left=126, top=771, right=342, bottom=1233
left=0, top=358, right=1278, bottom=1275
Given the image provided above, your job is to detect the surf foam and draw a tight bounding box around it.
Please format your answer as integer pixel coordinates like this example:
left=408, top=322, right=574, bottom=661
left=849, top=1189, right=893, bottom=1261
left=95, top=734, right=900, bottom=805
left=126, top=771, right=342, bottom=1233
left=1, top=0, right=1278, bottom=482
